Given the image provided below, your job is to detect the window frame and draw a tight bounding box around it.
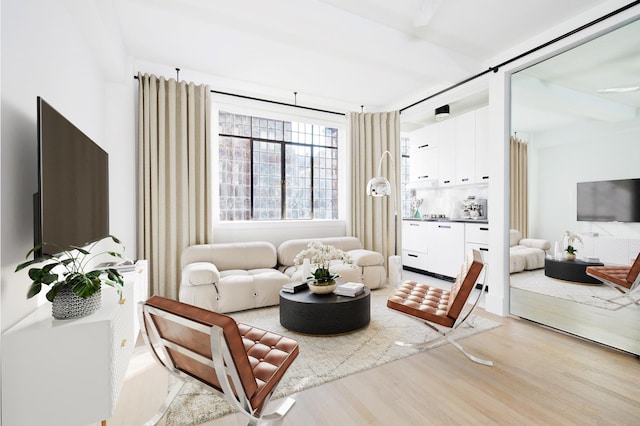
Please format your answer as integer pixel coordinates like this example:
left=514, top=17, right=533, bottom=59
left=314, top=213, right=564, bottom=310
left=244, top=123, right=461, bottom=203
left=212, top=102, right=347, bottom=225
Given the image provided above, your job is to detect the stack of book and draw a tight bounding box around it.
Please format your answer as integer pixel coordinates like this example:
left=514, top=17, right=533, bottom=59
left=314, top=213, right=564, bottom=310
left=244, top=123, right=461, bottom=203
left=334, top=282, right=365, bottom=297
left=281, top=281, right=308, bottom=293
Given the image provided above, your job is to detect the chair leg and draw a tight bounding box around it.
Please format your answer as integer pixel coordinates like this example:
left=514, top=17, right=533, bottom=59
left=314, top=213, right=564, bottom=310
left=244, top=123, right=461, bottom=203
left=143, top=380, right=185, bottom=426
left=448, top=338, right=493, bottom=366
left=260, top=397, right=296, bottom=422
left=394, top=315, right=493, bottom=366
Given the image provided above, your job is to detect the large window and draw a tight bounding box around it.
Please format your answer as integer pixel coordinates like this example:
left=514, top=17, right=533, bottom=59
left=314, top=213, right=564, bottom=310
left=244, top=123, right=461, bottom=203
left=218, top=111, right=338, bottom=221
left=401, top=136, right=412, bottom=218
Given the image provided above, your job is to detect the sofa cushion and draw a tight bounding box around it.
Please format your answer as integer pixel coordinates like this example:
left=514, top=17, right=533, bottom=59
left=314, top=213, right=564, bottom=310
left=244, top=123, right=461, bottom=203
left=182, top=242, right=278, bottom=271
left=277, top=237, right=364, bottom=267
left=182, top=262, right=221, bottom=286
left=348, top=249, right=384, bottom=266
left=519, top=238, right=552, bottom=250
left=509, top=229, right=522, bottom=247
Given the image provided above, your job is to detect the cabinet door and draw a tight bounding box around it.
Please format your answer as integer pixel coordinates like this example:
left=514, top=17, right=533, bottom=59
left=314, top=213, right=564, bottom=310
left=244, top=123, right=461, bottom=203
left=428, top=222, right=465, bottom=278
left=475, top=106, right=490, bottom=183
left=409, top=124, right=437, bottom=152
left=436, top=120, right=455, bottom=187
left=402, top=220, right=428, bottom=252
left=409, top=147, right=438, bottom=182
left=455, top=111, right=476, bottom=185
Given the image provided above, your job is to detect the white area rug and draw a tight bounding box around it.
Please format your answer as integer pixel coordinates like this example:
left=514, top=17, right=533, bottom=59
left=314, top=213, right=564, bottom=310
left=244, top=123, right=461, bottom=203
left=165, top=284, right=500, bottom=425
left=510, top=269, right=639, bottom=310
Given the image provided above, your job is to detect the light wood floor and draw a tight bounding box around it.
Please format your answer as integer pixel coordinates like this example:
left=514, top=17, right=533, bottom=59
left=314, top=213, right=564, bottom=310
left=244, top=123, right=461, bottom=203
left=202, top=309, right=640, bottom=426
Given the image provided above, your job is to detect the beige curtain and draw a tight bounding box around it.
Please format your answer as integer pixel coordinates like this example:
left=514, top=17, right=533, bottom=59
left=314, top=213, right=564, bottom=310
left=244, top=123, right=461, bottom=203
left=510, top=135, right=528, bottom=238
left=348, top=111, right=401, bottom=262
left=137, top=73, right=213, bottom=299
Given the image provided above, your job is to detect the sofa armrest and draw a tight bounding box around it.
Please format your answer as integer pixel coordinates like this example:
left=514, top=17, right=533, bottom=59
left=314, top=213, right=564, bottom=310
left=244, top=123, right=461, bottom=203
left=182, top=262, right=221, bottom=286
left=519, top=238, right=551, bottom=251
left=348, top=249, right=384, bottom=267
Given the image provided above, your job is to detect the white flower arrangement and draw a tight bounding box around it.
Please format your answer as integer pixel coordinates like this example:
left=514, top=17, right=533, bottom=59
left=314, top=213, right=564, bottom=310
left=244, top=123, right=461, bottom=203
left=563, top=230, right=583, bottom=254
left=294, top=241, right=353, bottom=283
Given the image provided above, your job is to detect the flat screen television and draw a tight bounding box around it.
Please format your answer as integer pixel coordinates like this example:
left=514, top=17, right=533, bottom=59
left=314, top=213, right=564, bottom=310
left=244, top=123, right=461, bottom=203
left=34, top=97, right=109, bottom=257
left=577, top=178, right=640, bottom=223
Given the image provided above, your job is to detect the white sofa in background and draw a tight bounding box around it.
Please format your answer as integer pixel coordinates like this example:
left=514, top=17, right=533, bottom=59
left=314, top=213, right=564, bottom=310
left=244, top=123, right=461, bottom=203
left=179, top=242, right=290, bottom=313
left=509, top=229, right=551, bottom=273
left=277, top=236, right=386, bottom=289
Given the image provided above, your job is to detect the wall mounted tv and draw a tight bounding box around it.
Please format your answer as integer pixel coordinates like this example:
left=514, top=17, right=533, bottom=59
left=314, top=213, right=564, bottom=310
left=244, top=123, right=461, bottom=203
left=577, top=178, right=640, bottom=223
left=34, top=97, right=109, bottom=257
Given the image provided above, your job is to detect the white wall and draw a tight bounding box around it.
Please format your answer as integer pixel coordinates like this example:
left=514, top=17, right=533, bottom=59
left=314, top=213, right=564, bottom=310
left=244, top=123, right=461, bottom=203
left=529, top=119, right=640, bottom=246
left=1, top=0, right=134, bottom=331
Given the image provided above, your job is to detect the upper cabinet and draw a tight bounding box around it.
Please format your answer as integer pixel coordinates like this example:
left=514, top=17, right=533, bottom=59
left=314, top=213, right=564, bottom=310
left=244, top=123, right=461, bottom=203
left=474, top=106, right=490, bottom=183
left=454, top=110, right=476, bottom=185
left=409, top=125, right=438, bottom=184
left=408, top=106, right=489, bottom=188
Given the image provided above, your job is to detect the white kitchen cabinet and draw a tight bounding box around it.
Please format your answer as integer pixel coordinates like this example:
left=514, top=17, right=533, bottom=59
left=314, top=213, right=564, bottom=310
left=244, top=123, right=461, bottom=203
left=409, top=124, right=437, bottom=151
left=409, top=126, right=438, bottom=184
left=409, top=147, right=438, bottom=182
left=2, top=263, right=148, bottom=426
left=436, top=119, right=455, bottom=187
left=428, top=222, right=465, bottom=278
left=454, top=110, right=476, bottom=185
left=402, top=220, right=430, bottom=271
left=465, top=222, right=490, bottom=256
left=475, top=106, right=490, bottom=183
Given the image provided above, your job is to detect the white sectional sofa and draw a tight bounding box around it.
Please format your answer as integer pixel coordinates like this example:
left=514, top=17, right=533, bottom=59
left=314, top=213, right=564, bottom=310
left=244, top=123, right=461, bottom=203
left=509, top=229, right=551, bottom=273
left=277, top=236, right=386, bottom=289
left=179, top=236, right=386, bottom=313
left=179, top=242, right=290, bottom=313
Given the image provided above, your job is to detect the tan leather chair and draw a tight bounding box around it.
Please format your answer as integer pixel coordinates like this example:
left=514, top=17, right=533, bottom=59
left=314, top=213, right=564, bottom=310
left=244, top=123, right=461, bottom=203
left=387, top=249, right=492, bottom=366
left=139, top=296, right=299, bottom=426
left=586, top=254, right=640, bottom=305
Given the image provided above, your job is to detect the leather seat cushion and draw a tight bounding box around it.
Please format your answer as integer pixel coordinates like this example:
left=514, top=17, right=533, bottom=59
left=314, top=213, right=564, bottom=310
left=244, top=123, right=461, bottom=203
left=586, top=265, right=632, bottom=289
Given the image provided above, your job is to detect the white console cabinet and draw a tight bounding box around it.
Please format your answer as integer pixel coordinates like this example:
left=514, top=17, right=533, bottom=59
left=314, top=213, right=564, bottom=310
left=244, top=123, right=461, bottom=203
left=2, top=261, right=148, bottom=426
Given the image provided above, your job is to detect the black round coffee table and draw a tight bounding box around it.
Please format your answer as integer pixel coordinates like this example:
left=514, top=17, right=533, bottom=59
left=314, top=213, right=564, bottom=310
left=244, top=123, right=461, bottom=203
left=279, top=287, right=371, bottom=335
left=544, top=257, right=604, bottom=284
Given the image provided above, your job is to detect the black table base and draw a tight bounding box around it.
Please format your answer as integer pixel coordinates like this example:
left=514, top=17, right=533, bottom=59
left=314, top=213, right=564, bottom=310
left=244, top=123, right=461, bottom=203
left=279, top=287, right=370, bottom=335
left=544, top=257, right=604, bottom=284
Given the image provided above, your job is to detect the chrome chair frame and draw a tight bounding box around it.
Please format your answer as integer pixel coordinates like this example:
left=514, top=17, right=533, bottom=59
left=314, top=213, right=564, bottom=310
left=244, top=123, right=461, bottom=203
left=139, top=300, right=296, bottom=426
left=586, top=255, right=640, bottom=307
left=389, top=250, right=493, bottom=366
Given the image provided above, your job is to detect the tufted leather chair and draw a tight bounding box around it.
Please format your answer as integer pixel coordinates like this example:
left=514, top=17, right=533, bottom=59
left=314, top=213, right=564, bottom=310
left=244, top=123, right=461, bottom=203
left=387, top=249, right=493, bottom=366
left=139, top=296, right=299, bottom=425
left=586, top=254, right=640, bottom=305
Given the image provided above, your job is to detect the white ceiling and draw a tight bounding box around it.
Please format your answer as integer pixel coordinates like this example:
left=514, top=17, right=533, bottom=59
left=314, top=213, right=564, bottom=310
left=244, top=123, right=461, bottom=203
left=70, top=0, right=639, bottom=131
left=512, top=17, right=640, bottom=134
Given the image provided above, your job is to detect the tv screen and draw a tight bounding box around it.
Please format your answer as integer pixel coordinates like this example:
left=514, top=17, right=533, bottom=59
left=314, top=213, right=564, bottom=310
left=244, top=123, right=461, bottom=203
left=577, top=178, right=640, bottom=223
left=35, top=97, right=109, bottom=256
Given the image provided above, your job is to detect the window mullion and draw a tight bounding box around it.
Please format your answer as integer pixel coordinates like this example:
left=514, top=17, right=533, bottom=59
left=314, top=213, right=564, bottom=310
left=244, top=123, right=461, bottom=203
left=281, top=140, right=286, bottom=219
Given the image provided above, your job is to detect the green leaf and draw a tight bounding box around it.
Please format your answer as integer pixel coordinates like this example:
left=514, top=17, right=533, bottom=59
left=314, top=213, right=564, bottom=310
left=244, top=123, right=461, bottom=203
left=27, top=282, right=42, bottom=299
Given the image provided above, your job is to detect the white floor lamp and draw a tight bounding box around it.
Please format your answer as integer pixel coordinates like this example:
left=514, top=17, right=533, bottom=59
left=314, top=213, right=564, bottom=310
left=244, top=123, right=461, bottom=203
left=366, top=150, right=402, bottom=286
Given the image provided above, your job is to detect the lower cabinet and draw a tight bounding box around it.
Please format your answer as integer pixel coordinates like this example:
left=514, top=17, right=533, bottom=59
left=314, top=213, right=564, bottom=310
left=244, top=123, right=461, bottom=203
left=402, top=220, right=489, bottom=280
left=402, top=220, right=429, bottom=270
left=428, top=222, right=465, bottom=278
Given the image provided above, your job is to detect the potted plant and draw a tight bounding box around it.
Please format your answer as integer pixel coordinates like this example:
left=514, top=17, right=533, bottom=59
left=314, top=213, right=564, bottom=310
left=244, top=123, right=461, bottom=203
left=15, top=235, right=126, bottom=319
left=294, top=241, right=353, bottom=294
left=563, top=230, right=582, bottom=261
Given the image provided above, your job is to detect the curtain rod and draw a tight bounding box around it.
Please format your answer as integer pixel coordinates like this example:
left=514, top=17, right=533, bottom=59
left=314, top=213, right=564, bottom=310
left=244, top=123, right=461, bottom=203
left=133, top=74, right=345, bottom=116
left=399, top=0, right=640, bottom=114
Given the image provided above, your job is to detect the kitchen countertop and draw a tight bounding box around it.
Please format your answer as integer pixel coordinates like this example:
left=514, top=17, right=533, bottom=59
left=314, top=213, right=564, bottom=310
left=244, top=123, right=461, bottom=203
left=403, top=217, right=489, bottom=224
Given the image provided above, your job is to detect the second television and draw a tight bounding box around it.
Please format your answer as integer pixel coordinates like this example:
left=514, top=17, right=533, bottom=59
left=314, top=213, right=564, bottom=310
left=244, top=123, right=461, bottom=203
left=577, top=178, right=640, bottom=223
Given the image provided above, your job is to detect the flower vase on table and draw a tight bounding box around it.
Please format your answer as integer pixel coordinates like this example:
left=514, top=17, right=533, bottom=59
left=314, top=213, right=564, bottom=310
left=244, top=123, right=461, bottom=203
left=307, top=268, right=338, bottom=294
left=293, top=241, right=353, bottom=295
